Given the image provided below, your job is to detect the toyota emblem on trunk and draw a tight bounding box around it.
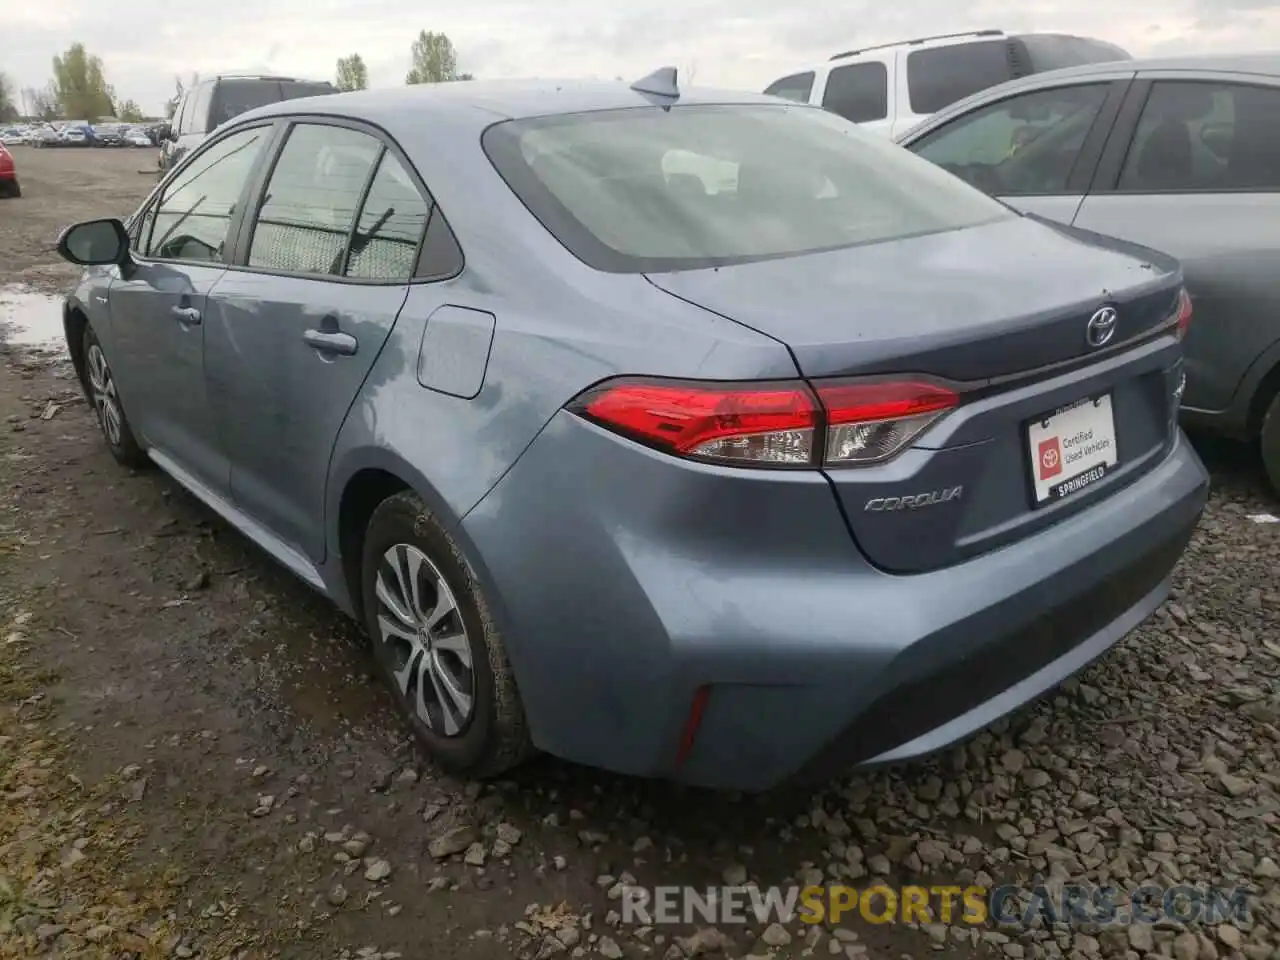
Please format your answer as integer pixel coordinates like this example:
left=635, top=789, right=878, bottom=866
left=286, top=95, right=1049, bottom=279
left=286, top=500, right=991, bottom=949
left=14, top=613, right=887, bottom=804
left=1086, top=307, right=1118, bottom=348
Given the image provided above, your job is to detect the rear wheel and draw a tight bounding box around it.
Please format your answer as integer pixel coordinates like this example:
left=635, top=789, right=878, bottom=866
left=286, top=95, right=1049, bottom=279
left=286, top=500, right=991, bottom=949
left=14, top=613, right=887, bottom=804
left=1261, top=391, right=1280, bottom=498
left=360, top=491, right=532, bottom=777
left=82, top=326, right=147, bottom=468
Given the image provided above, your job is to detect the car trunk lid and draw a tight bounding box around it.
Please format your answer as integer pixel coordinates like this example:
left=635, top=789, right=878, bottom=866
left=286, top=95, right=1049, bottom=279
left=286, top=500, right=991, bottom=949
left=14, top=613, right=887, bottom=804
left=645, top=216, right=1186, bottom=572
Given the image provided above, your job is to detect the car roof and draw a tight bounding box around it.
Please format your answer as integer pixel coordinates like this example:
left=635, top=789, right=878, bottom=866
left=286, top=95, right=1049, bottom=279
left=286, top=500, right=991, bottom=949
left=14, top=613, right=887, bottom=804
left=977, top=51, right=1280, bottom=88
left=1014, top=50, right=1280, bottom=81
left=234, top=78, right=788, bottom=130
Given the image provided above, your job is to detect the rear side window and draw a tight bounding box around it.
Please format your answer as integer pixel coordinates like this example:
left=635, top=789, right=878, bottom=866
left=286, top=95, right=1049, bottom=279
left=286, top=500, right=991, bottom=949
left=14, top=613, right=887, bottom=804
left=1118, top=81, right=1280, bottom=192
left=483, top=103, right=1012, bottom=273
left=822, top=63, right=888, bottom=123
left=248, top=124, right=381, bottom=276
left=764, top=72, right=816, bottom=104
left=908, top=40, right=1014, bottom=115
left=345, top=152, right=432, bottom=281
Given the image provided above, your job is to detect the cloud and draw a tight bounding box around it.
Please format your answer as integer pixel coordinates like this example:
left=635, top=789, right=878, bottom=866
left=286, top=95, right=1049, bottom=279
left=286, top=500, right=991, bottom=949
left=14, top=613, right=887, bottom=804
left=3, top=0, right=1279, bottom=115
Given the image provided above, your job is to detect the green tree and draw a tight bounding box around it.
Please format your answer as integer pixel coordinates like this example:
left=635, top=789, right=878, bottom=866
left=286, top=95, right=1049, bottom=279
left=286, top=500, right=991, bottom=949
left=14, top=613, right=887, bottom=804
left=51, top=42, right=115, bottom=120
left=405, top=31, right=469, bottom=84
left=0, top=73, right=17, bottom=122
left=118, top=99, right=145, bottom=122
left=336, top=54, right=369, bottom=92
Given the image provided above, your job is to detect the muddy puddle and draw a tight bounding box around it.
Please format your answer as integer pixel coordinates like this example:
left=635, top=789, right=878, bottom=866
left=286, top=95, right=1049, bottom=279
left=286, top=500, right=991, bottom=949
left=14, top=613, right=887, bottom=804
left=0, top=285, right=67, bottom=355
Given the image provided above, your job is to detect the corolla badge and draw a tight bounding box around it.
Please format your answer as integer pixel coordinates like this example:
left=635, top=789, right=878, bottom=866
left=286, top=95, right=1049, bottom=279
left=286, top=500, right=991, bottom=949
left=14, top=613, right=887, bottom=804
left=864, top=486, right=963, bottom=512
left=1086, top=306, right=1118, bottom=348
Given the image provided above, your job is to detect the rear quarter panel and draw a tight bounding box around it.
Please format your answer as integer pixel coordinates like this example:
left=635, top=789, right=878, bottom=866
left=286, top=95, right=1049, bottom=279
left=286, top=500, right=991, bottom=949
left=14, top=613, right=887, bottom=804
left=323, top=108, right=798, bottom=552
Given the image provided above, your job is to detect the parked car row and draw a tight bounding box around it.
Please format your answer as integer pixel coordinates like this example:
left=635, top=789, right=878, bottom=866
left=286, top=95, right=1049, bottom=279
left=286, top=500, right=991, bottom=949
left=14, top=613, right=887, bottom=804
left=2, top=121, right=161, bottom=149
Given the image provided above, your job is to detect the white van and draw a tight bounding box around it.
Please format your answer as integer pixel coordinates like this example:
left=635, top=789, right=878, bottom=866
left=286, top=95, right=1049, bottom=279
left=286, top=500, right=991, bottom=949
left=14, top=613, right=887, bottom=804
left=763, top=30, right=1131, bottom=138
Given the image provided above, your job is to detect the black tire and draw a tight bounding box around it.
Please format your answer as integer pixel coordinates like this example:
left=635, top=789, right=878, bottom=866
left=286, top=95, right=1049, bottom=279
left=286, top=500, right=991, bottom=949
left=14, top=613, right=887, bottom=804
left=82, top=325, right=148, bottom=468
left=360, top=491, right=532, bottom=777
left=1262, top=390, right=1280, bottom=499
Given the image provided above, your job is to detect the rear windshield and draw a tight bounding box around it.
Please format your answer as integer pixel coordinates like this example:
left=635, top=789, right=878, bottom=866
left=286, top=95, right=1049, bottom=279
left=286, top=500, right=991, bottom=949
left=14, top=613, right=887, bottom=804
left=482, top=103, right=1012, bottom=273
left=1017, top=35, right=1131, bottom=72
left=209, top=79, right=336, bottom=128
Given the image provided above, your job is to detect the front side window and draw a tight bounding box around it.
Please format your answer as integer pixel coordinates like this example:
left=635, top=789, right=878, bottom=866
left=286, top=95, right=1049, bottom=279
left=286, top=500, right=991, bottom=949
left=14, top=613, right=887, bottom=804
left=483, top=103, right=1012, bottom=273
left=911, top=83, right=1110, bottom=195
left=345, top=152, right=432, bottom=281
left=907, top=40, right=1015, bottom=116
left=1118, top=81, right=1280, bottom=192
left=764, top=71, right=816, bottom=104
left=248, top=123, right=381, bottom=276
left=822, top=63, right=888, bottom=123
left=146, top=125, right=269, bottom=262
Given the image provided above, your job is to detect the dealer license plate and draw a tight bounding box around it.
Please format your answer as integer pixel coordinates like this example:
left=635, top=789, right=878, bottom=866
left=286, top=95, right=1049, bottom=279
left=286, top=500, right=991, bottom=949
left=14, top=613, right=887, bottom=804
left=1026, top=393, right=1119, bottom=505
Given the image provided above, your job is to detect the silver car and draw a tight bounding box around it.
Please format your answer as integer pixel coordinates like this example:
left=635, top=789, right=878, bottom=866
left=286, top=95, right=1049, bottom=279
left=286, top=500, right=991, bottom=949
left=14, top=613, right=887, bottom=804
left=897, top=53, right=1280, bottom=492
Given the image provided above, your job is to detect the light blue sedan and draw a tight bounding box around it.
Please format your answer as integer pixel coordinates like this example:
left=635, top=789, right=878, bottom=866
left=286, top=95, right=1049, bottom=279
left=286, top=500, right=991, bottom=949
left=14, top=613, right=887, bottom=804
left=54, top=72, right=1207, bottom=790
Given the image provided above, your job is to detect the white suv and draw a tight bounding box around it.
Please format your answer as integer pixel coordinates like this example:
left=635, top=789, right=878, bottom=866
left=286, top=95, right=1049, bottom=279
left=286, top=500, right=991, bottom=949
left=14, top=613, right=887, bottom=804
left=763, top=30, right=1130, bottom=138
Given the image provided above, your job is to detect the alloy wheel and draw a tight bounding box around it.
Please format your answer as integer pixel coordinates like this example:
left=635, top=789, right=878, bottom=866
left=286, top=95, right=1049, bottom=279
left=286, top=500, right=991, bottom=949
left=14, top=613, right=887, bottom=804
left=86, top=343, right=123, bottom=447
left=374, top=543, right=476, bottom=736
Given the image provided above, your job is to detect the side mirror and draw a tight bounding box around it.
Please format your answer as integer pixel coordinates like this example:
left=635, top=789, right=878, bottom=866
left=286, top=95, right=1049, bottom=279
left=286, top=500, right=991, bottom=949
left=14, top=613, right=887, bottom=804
left=167, top=126, right=179, bottom=142
left=56, top=218, right=130, bottom=267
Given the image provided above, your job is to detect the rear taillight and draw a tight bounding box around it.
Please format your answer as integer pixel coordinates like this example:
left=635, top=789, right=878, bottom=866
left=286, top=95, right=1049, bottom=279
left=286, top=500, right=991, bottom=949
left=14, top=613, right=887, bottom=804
left=569, top=376, right=959, bottom=468
left=1174, top=288, right=1193, bottom=341
left=817, top=380, right=959, bottom=465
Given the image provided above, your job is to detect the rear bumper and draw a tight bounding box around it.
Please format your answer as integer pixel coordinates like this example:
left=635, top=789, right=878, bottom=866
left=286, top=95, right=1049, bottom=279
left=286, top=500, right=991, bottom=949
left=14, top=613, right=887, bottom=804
left=462, top=415, right=1208, bottom=792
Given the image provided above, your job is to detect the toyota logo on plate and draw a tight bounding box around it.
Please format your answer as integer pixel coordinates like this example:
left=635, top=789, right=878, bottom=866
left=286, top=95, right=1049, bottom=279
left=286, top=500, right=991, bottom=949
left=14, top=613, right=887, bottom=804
left=1086, top=307, right=1118, bottom=348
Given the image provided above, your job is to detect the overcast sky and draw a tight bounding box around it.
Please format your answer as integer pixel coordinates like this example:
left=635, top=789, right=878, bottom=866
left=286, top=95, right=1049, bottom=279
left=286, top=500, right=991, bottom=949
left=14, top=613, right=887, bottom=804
left=6, top=0, right=1280, bottom=115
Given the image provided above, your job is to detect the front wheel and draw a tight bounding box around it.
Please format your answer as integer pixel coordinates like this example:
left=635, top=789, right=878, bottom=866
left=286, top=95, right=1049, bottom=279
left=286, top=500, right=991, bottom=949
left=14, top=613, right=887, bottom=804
left=1261, top=390, right=1280, bottom=498
left=360, top=492, right=532, bottom=777
left=82, top=326, right=147, bottom=468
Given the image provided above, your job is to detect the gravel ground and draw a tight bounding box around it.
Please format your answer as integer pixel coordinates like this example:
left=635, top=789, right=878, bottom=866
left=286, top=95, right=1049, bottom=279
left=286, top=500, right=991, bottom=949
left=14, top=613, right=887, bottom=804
left=0, top=147, right=1278, bottom=960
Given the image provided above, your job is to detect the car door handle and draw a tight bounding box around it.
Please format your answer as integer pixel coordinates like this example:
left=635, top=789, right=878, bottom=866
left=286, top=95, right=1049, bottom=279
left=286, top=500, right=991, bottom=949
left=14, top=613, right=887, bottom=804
left=170, top=305, right=201, bottom=325
left=303, top=329, right=358, bottom=356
